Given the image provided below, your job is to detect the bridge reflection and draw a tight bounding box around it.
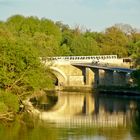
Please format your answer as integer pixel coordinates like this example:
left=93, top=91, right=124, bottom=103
left=39, top=92, right=138, bottom=128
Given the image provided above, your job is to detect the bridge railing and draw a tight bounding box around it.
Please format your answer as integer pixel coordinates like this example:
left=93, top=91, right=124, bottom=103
left=42, top=55, right=118, bottom=62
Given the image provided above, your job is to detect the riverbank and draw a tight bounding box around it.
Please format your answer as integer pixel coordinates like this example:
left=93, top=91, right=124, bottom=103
left=97, top=86, right=140, bottom=97
left=43, top=85, right=140, bottom=98
left=97, top=89, right=140, bottom=96
left=47, top=85, right=140, bottom=97
left=44, top=85, right=93, bottom=92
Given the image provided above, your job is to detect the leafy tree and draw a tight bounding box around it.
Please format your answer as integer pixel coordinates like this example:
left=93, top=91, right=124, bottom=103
left=70, top=35, right=99, bottom=56
left=19, top=16, right=40, bottom=36
left=33, top=32, right=60, bottom=56
left=100, top=26, right=129, bottom=57
left=131, top=69, right=140, bottom=89
left=59, top=44, right=72, bottom=56
left=131, top=41, right=140, bottom=67
left=61, top=30, right=74, bottom=47
left=100, top=45, right=128, bottom=57
left=6, top=15, right=25, bottom=36
left=131, top=33, right=140, bottom=43
left=0, top=91, right=19, bottom=112
left=40, top=19, right=62, bottom=44
left=84, top=31, right=105, bottom=45
left=114, top=23, right=135, bottom=34
left=55, top=21, right=69, bottom=32
left=104, top=26, right=129, bottom=47
left=0, top=28, right=54, bottom=95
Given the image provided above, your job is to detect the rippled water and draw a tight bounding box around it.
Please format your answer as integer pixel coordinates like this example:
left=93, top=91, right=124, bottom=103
left=0, top=91, right=140, bottom=140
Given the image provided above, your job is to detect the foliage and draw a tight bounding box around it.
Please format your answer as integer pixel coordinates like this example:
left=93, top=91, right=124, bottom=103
left=0, top=91, right=19, bottom=113
left=70, top=35, right=99, bottom=56
left=33, top=32, right=60, bottom=57
left=0, top=29, right=54, bottom=94
left=131, top=69, right=140, bottom=89
left=100, top=27, right=129, bottom=57
left=0, top=102, right=8, bottom=113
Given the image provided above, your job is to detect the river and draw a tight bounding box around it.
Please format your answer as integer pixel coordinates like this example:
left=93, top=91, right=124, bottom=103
left=0, top=91, right=140, bottom=140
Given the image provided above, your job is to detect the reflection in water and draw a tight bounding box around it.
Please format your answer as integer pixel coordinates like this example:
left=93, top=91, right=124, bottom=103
left=39, top=92, right=138, bottom=129
left=131, top=108, right=140, bottom=140
left=1, top=91, right=140, bottom=140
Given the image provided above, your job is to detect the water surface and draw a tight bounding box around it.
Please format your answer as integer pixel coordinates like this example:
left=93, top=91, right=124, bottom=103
left=0, top=91, right=140, bottom=140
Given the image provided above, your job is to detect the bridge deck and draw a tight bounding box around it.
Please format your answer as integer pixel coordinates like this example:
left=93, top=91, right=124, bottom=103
left=72, top=63, right=135, bottom=73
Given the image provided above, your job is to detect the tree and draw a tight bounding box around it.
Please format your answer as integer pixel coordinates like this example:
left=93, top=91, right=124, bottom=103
left=131, top=41, right=140, bottom=67
left=0, top=28, right=54, bottom=95
left=70, top=35, right=100, bottom=56
left=114, top=23, right=135, bottom=35
left=6, top=15, right=25, bottom=36
left=100, top=26, right=129, bottom=57
left=40, top=19, right=62, bottom=44
left=55, top=21, right=69, bottom=32
left=131, top=69, right=140, bottom=89
left=33, top=32, right=60, bottom=57
left=104, top=26, right=129, bottom=47
left=59, top=44, right=72, bottom=56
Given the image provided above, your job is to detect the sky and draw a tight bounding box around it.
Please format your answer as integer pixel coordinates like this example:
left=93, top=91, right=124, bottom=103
left=0, top=0, right=140, bottom=31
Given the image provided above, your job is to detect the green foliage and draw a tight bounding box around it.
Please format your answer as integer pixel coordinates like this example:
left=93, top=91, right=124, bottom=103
left=70, top=35, right=99, bottom=56
left=3, top=14, right=140, bottom=59
left=40, top=19, right=62, bottom=43
left=131, top=69, right=140, bottom=89
left=104, top=26, right=129, bottom=46
left=2, top=92, right=19, bottom=112
left=0, top=102, right=8, bottom=113
left=61, top=29, right=74, bottom=46
left=101, top=45, right=128, bottom=57
left=0, top=91, right=19, bottom=113
left=59, top=44, right=72, bottom=56
left=6, top=15, right=25, bottom=36
left=33, top=32, right=60, bottom=57
left=0, top=24, right=54, bottom=95
left=128, top=41, right=140, bottom=67
left=100, top=26, right=129, bottom=57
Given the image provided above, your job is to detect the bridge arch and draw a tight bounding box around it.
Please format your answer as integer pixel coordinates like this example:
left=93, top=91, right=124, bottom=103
left=50, top=66, right=67, bottom=86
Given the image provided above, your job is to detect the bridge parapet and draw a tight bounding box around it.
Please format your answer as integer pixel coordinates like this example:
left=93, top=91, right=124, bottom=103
left=42, top=55, right=117, bottom=62
left=41, top=55, right=132, bottom=68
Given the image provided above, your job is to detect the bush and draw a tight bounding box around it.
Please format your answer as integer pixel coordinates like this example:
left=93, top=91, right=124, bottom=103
left=0, top=91, right=19, bottom=113
left=0, top=102, right=8, bottom=113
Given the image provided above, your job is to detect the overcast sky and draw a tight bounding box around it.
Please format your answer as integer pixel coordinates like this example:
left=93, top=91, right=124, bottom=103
left=0, top=0, right=139, bottom=31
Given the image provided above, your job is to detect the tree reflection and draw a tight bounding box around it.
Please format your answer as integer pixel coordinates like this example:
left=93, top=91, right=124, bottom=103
left=131, top=108, right=140, bottom=139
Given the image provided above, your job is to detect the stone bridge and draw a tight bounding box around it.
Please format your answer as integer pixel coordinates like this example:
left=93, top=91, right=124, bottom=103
left=41, top=55, right=134, bottom=89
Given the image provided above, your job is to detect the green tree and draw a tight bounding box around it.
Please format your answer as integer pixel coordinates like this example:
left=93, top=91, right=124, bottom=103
left=6, top=15, right=25, bottom=36
left=131, top=41, right=140, bottom=67
left=104, top=26, right=129, bottom=47
left=0, top=28, right=54, bottom=95
left=70, top=35, right=99, bottom=56
left=100, top=27, right=129, bottom=57
left=131, top=69, right=140, bottom=89
left=40, top=19, right=62, bottom=44
left=59, top=44, right=72, bottom=56
left=33, top=32, right=60, bottom=57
